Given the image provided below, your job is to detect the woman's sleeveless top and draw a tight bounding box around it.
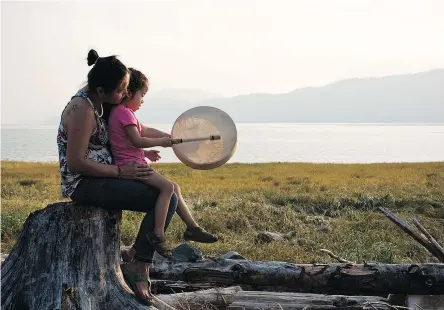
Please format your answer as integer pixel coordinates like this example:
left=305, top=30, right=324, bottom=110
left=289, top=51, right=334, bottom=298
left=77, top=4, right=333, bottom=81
left=57, top=90, right=112, bottom=198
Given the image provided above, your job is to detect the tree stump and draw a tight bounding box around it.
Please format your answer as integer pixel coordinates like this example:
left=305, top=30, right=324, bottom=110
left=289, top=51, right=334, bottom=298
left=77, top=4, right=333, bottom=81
left=1, top=202, right=155, bottom=310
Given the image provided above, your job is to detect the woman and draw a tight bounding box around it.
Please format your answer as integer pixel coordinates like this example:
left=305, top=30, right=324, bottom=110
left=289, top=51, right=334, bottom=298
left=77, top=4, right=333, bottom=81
left=57, top=49, right=214, bottom=305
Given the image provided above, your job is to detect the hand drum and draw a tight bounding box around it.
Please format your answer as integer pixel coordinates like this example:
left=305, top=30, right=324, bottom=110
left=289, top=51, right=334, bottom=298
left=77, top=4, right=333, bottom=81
left=171, top=106, right=237, bottom=170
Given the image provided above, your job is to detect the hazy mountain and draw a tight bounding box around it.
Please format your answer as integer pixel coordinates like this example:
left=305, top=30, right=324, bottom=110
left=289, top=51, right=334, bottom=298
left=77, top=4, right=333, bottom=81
left=138, top=69, right=444, bottom=124
left=43, top=69, right=444, bottom=125
left=137, top=98, right=203, bottom=124
left=147, top=88, right=223, bottom=102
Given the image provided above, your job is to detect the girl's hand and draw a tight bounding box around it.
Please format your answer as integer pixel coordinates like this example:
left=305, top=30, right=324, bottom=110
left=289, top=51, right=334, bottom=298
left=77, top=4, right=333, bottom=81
left=118, top=162, right=154, bottom=180
left=158, top=137, right=173, bottom=147
left=144, top=150, right=161, bottom=162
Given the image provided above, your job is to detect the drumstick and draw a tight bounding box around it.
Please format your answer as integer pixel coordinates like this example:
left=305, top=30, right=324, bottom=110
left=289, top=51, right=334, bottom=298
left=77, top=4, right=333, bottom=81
left=171, top=135, right=221, bottom=145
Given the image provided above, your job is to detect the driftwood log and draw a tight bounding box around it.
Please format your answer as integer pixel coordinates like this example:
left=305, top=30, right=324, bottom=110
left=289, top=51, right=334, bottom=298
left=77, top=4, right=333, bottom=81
left=150, top=259, right=444, bottom=296
left=156, top=286, right=391, bottom=310
left=1, top=202, right=155, bottom=310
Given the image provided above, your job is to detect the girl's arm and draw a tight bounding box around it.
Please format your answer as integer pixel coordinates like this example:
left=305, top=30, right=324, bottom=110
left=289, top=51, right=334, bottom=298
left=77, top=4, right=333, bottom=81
left=141, top=124, right=171, bottom=138
left=125, top=125, right=172, bottom=148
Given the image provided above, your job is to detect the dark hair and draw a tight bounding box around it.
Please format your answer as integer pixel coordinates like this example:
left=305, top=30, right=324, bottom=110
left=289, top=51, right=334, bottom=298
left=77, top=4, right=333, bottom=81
left=127, top=68, right=149, bottom=96
left=86, top=49, right=128, bottom=94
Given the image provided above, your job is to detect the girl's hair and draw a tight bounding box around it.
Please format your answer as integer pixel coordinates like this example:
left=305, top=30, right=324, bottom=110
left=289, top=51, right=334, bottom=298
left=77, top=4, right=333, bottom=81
left=102, top=68, right=149, bottom=124
left=127, top=68, right=149, bottom=96
left=86, top=49, right=128, bottom=94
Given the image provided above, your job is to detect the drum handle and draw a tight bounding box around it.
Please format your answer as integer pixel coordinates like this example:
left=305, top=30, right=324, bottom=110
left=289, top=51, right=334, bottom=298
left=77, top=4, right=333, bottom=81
left=171, top=135, right=221, bottom=145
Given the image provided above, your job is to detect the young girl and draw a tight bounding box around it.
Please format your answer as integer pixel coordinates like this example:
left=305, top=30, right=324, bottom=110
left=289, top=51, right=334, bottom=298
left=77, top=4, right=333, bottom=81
left=109, top=68, right=217, bottom=258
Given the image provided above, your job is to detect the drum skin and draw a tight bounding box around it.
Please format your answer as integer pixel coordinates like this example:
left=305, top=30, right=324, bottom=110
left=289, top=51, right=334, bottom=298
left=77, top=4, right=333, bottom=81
left=171, top=106, right=237, bottom=170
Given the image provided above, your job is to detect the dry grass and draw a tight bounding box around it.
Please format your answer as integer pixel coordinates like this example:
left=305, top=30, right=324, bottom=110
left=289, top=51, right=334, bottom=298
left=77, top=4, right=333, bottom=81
left=1, top=161, right=444, bottom=263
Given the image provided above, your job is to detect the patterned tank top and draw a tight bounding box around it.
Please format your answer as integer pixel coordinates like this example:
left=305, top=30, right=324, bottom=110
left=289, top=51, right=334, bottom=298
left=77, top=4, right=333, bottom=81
left=57, top=90, right=113, bottom=198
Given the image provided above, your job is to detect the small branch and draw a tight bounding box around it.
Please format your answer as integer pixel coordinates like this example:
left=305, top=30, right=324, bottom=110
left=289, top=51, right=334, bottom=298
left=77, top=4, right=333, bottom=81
left=412, top=218, right=444, bottom=262
left=378, top=207, right=444, bottom=262
left=319, top=249, right=355, bottom=264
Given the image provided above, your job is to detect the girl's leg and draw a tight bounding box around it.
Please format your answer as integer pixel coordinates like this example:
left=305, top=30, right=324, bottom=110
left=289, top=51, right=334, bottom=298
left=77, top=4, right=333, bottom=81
left=172, top=182, right=198, bottom=228
left=141, top=172, right=175, bottom=239
left=133, top=193, right=178, bottom=260
left=172, top=182, right=218, bottom=243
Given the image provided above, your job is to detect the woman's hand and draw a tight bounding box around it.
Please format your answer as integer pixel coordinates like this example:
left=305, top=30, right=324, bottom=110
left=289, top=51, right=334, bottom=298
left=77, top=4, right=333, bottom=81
left=118, top=162, right=154, bottom=180
left=144, top=150, right=161, bottom=162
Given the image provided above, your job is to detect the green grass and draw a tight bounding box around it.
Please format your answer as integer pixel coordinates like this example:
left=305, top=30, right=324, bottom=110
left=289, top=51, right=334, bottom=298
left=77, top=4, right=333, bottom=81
left=2, top=161, right=444, bottom=263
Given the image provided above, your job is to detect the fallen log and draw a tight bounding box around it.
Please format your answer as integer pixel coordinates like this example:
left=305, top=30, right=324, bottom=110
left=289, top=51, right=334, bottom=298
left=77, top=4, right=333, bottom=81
left=156, top=286, right=391, bottom=310
left=150, top=259, right=444, bottom=296
left=1, top=202, right=155, bottom=310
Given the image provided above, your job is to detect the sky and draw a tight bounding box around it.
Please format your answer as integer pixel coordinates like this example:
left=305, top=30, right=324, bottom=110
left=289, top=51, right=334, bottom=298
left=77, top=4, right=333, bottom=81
left=1, top=0, right=444, bottom=124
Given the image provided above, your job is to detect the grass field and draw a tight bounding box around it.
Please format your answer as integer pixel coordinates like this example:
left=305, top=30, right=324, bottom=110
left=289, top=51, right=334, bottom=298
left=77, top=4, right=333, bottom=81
left=1, top=160, right=443, bottom=263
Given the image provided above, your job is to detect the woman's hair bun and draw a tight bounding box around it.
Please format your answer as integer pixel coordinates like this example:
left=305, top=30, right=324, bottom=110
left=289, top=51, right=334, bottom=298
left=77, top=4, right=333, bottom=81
left=87, top=49, right=100, bottom=66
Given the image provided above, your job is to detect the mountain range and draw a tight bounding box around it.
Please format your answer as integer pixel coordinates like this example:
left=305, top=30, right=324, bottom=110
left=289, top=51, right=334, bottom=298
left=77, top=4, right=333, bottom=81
left=45, top=69, right=444, bottom=125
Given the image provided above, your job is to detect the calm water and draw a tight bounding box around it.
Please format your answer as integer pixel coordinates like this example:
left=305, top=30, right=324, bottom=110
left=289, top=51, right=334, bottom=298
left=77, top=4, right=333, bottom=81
left=1, top=123, right=443, bottom=163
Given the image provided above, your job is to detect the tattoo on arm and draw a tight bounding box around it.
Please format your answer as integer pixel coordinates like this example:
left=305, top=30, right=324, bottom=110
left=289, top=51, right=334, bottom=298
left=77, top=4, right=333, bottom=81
left=66, top=103, right=78, bottom=117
